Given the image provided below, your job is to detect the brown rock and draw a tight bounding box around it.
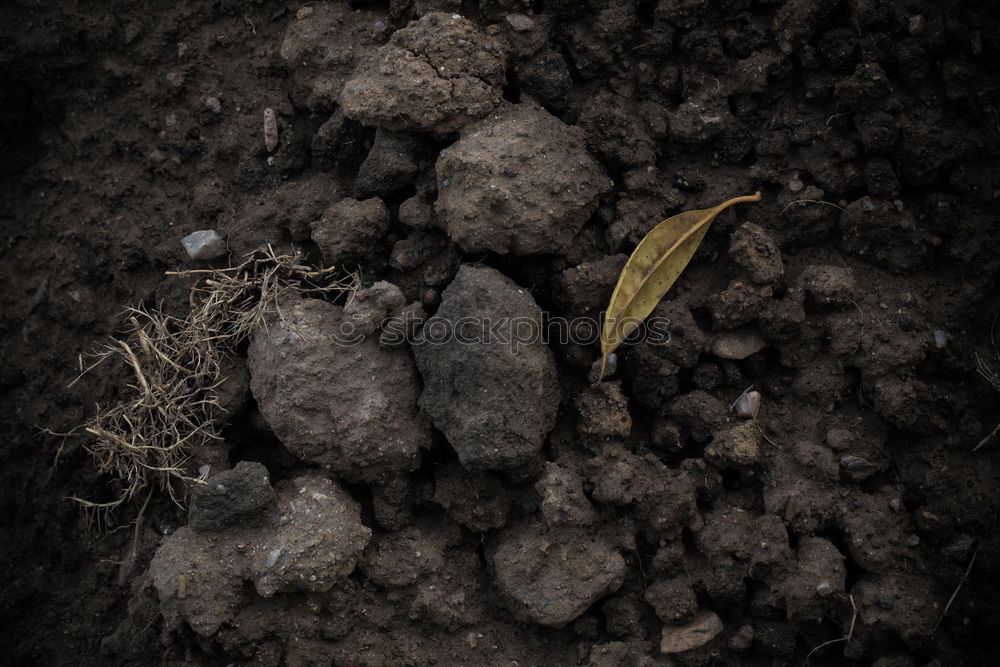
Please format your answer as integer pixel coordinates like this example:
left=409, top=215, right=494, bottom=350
left=660, top=610, right=724, bottom=654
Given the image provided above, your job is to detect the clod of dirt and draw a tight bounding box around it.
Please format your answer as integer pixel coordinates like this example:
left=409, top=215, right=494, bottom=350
left=728, top=222, right=784, bottom=284
left=659, top=610, right=724, bottom=654
left=180, top=230, right=227, bottom=261
left=705, top=421, right=761, bottom=468
left=412, top=265, right=559, bottom=471
left=645, top=576, right=698, bottom=624
left=694, top=507, right=792, bottom=579
left=148, top=475, right=371, bottom=636
left=359, top=523, right=448, bottom=587
left=432, top=460, right=512, bottom=532
left=575, top=382, right=632, bottom=446
left=340, top=12, right=506, bottom=132
left=434, top=101, right=612, bottom=255
left=536, top=462, right=597, bottom=527
left=247, top=297, right=431, bottom=482
left=188, top=461, right=275, bottom=532
left=798, top=264, right=857, bottom=307
left=556, top=254, right=628, bottom=317
left=310, top=196, right=390, bottom=267
left=670, top=390, right=727, bottom=442
left=587, top=447, right=697, bottom=536
left=279, top=2, right=384, bottom=110
left=839, top=197, right=929, bottom=271
left=353, top=129, right=421, bottom=198
left=491, top=520, right=626, bottom=627
left=853, top=573, right=940, bottom=645
left=515, top=49, right=573, bottom=111
left=342, top=281, right=407, bottom=338
left=780, top=536, right=847, bottom=622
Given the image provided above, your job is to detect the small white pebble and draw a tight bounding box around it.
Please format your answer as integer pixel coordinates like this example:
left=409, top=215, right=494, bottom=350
left=181, top=230, right=227, bottom=261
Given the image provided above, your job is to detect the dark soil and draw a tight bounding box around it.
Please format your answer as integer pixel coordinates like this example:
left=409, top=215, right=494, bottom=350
left=3, top=0, right=1000, bottom=665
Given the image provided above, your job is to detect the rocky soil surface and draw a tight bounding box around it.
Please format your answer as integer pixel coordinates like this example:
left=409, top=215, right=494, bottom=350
left=2, top=0, right=1000, bottom=665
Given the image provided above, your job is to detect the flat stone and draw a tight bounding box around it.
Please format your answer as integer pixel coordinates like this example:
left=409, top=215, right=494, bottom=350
left=712, top=330, right=767, bottom=360
left=660, top=610, right=724, bottom=654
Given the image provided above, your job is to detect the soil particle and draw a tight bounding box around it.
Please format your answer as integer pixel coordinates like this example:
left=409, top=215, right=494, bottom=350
left=353, top=129, right=422, bottom=198
left=798, top=264, right=857, bottom=307
left=515, top=48, right=573, bottom=111
left=342, top=281, right=408, bottom=339
left=247, top=297, right=430, bottom=482
left=705, top=421, right=762, bottom=468
left=310, top=196, right=391, bottom=268
left=359, top=522, right=449, bottom=588
left=645, top=575, right=698, bottom=624
left=575, top=381, right=632, bottom=446
left=670, top=390, right=728, bottom=442
left=434, top=101, right=612, bottom=255
left=491, top=519, right=627, bottom=627
left=780, top=536, right=847, bottom=622
left=412, top=265, right=559, bottom=471
left=728, top=222, right=784, bottom=285
left=536, top=462, right=598, bottom=527
left=432, top=460, right=512, bottom=532
left=340, top=12, right=506, bottom=132
left=188, top=461, right=275, bottom=532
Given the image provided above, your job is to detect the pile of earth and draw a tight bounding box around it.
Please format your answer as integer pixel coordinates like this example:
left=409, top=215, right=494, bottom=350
left=2, top=0, right=1000, bottom=665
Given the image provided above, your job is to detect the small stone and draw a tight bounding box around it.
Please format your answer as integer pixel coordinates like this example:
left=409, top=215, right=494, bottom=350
left=506, top=14, right=535, bottom=32
left=816, top=580, right=833, bottom=597
left=466, top=632, right=478, bottom=649
left=181, top=230, right=227, bottom=261
left=733, top=390, right=761, bottom=419
left=840, top=455, right=879, bottom=481
left=296, top=6, right=314, bottom=19
left=263, top=107, right=279, bottom=153
left=712, top=330, right=767, bottom=360
left=933, top=330, right=948, bottom=348
left=205, top=96, right=222, bottom=114
left=660, top=610, right=724, bottom=654
left=787, top=173, right=804, bottom=193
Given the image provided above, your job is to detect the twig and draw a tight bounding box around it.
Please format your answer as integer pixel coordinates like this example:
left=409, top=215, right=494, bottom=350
left=780, top=199, right=845, bottom=215
left=975, top=422, right=1000, bottom=452
left=803, top=594, right=857, bottom=666
left=934, top=548, right=978, bottom=631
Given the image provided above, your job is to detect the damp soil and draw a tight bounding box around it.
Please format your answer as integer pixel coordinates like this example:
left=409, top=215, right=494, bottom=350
left=2, top=1, right=1000, bottom=666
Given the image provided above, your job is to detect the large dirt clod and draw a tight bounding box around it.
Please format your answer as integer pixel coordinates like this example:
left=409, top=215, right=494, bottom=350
left=434, top=102, right=613, bottom=255
left=412, top=265, right=560, bottom=471
left=340, top=12, right=506, bottom=132
left=247, top=297, right=431, bottom=482
left=491, top=520, right=627, bottom=627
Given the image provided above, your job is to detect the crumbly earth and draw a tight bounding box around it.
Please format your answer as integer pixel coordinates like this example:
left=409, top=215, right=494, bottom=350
left=2, top=1, right=1000, bottom=666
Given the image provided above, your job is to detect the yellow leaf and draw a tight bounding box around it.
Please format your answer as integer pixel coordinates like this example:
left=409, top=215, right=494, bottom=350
left=596, top=192, right=762, bottom=382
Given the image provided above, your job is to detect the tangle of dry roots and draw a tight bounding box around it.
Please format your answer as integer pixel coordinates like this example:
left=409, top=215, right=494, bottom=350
left=72, top=246, right=356, bottom=519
